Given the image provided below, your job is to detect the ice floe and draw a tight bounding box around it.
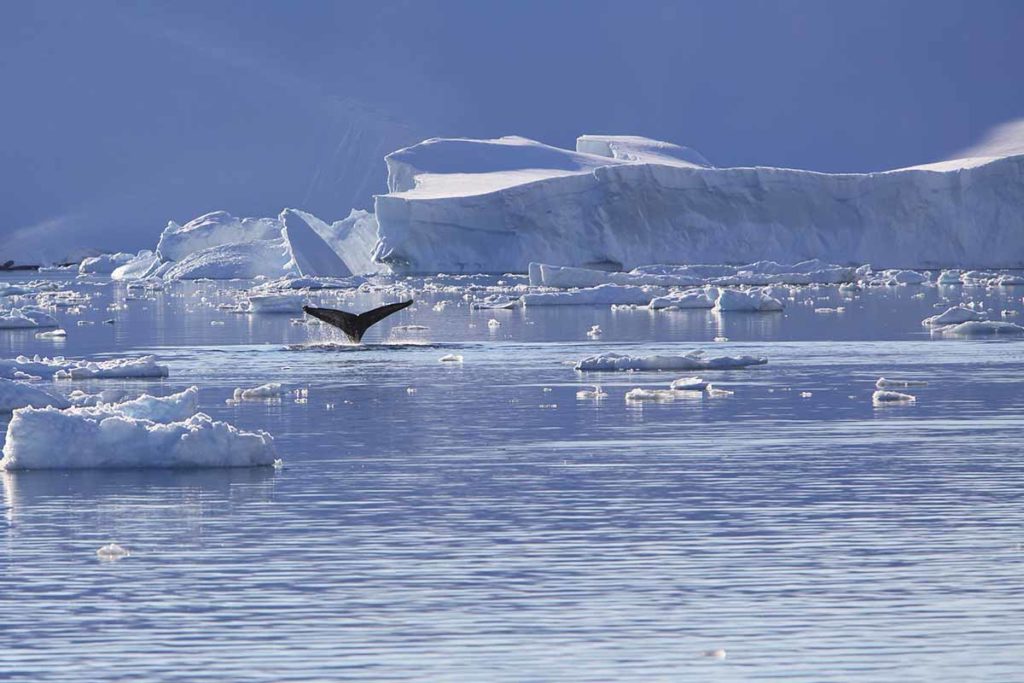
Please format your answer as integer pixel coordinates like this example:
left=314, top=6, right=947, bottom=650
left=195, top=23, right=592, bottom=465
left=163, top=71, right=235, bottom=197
left=872, top=390, right=917, bottom=405
left=522, top=283, right=665, bottom=306
left=0, top=354, right=169, bottom=381
left=575, top=350, right=767, bottom=372
left=0, top=308, right=59, bottom=329
left=232, top=383, right=286, bottom=401
left=922, top=306, right=987, bottom=327
left=1, top=387, right=275, bottom=470
left=0, top=379, right=70, bottom=412
left=713, top=288, right=785, bottom=312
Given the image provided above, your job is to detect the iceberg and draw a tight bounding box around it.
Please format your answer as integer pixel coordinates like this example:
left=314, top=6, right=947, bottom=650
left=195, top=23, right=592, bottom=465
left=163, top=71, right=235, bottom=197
left=111, top=251, right=161, bottom=280
left=280, top=209, right=356, bottom=278
left=156, top=211, right=282, bottom=262
left=161, top=238, right=293, bottom=281
left=373, top=134, right=1024, bottom=274
left=78, top=252, right=136, bottom=275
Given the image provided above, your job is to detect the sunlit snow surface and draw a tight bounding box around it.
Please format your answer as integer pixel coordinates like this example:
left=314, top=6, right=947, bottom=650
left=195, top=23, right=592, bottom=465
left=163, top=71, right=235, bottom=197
left=2, top=271, right=1024, bottom=681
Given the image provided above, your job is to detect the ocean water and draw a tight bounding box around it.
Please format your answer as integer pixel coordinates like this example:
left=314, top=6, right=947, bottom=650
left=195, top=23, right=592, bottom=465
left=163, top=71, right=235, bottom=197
left=1, top=274, right=1023, bottom=681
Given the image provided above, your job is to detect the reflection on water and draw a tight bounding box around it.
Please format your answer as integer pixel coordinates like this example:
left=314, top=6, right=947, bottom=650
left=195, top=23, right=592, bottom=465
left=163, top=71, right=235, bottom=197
left=1, top=274, right=1024, bottom=681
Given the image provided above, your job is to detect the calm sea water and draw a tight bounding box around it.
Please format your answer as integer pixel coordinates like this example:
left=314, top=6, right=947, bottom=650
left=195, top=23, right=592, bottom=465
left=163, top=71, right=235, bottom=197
left=1, top=273, right=1023, bottom=681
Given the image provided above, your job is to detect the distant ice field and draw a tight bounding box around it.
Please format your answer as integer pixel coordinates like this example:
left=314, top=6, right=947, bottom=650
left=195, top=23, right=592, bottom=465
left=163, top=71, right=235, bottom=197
left=1, top=271, right=1023, bottom=681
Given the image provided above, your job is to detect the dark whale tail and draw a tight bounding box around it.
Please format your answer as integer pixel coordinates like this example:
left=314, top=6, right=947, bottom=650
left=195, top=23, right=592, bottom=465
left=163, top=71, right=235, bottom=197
left=302, top=300, right=414, bottom=343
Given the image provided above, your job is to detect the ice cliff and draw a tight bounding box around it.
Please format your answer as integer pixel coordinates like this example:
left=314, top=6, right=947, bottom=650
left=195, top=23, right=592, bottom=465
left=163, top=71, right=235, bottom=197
left=372, top=134, right=1024, bottom=274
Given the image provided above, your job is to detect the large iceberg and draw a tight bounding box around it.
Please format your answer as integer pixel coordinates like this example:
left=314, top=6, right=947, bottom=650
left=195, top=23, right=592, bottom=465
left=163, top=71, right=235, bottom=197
left=372, top=134, right=1024, bottom=274
left=137, top=208, right=383, bottom=281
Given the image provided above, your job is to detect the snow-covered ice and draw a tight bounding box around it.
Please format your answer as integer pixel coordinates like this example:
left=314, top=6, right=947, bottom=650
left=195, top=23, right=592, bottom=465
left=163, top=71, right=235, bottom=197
left=0, top=308, right=59, bottom=329
left=373, top=134, right=1024, bottom=274
left=0, top=379, right=70, bottom=412
left=522, top=284, right=665, bottom=306
left=922, top=306, right=988, bottom=327
left=575, top=350, right=767, bottom=372
left=0, top=354, right=169, bottom=381
left=1, top=386, right=275, bottom=470
left=872, top=390, right=917, bottom=405
left=713, top=288, right=785, bottom=313
left=232, top=383, right=286, bottom=401
left=246, top=293, right=306, bottom=315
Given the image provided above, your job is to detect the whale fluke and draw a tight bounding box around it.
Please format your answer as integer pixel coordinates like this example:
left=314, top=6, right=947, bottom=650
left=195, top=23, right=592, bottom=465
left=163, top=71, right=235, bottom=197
left=303, top=300, right=414, bottom=343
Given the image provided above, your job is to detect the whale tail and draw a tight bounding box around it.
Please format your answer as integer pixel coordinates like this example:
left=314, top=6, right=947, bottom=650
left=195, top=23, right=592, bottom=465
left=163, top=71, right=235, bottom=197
left=302, top=300, right=414, bottom=343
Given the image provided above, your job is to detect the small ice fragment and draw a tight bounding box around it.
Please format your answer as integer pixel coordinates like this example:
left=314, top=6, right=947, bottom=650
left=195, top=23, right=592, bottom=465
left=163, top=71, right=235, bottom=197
left=873, top=390, right=916, bottom=405
left=706, top=385, right=734, bottom=398
left=576, top=385, right=607, bottom=400
left=670, top=376, right=708, bottom=391
left=406, top=387, right=417, bottom=394
left=96, top=543, right=129, bottom=560
left=542, top=387, right=552, bottom=392
left=487, top=318, right=501, bottom=329
left=702, top=649, right=727, bottom=660
left=439, top=354, right=463, bottom=363
left=103, top=319, right=115, bottom=324
left=586, top=324, right=602, bottom=338
left=625, top=388, right=677, bottom=402
left=232, top=383, right=285, bottom=401
left=800, top=391, right=813, bottom=398
left=35, top=328, right=67, bottom=339
left=875, top=377, right=928, bottom=389
left=272, top=459, right=284, bottom=469
left=210, top=321, right=225, bottom=326
left=76, top=320, right=94, bottom=326
left=713, top=336, right=728, bottom=342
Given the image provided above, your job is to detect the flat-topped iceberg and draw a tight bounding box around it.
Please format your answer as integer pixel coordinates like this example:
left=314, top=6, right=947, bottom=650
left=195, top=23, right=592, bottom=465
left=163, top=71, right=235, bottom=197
left=373, top=134, right=1024, bottom=274
left=1, top=386, right=276, bottom=470
left=522, top=283, right=665, bottom=306
left=575, top=350, right=767, bottom=372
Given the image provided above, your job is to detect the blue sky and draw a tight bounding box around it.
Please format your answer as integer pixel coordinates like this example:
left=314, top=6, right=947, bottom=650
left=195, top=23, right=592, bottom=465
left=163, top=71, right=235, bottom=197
left=2, top=0, right=1022, bottom=260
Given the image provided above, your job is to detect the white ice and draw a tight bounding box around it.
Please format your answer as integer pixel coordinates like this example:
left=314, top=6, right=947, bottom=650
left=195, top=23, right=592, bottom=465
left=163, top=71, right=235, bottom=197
left=575, top=350, right=767, bottom=372
left=0, top=379, right=70, bottom=412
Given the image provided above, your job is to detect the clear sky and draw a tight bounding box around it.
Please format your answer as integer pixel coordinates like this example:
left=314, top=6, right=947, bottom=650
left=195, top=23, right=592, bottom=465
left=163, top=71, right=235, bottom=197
left=2, top=0, right=1022, bottom=261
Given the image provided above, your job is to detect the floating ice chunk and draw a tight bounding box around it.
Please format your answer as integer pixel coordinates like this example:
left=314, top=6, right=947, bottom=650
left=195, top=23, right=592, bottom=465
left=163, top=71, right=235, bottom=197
left=922, top=306, right=987, bottom=327
left=232, top=383, right=285, bottom=401
left=884, top=270, right=929, bottom=286
left=995, top=274, right=1024, bottom=286
left=34, top=328, right=67, bottom=339
left=246, top=293, right=305, bottom=314
left=471, top=295, right=518, bottom=310
left=625, top=388, right=678, bottom=402
left=586, top=324, right=602, bottom=338
left=706, top=385, right=734, bottom=398
left=670, top=376, right=708, bottom=391
left=96, top=543, right=130, bottom=560
left=439, top=354, right=464, bottom=363
left=392, top=324, right=429, bottom=332
left=487, top=318, right=501, bottom=329
left=0, top=406, right=276, bottom=470
left=0, top=379, right=70, bottom=412
left=522, top=283, right=665, bottom=306
left=934, top=320, right=1024, bottom=336
left=649, top=288, right=717, bottom=310
left=701, top=649, right=727, bottom=660
left=800, top=391, right=813, bottom=398
left=0, top=308, right=59, bottom=329
left=873, top=390, right=916, bottom=405
left=531, top=263, right=701, bottom=288
left=78, top=252, right=136, bottom=275
left=713, top=288, right=784, bottom=312
left=576, top=385, right=607, bottom=400
left=936, top=269, right=963, bottom=285
left=162, top=239, right=294, bottom=281
left=53, top=355, right=169, bottom=381
left=575, top=350, right=767, bottom=372
left=875, top=377, right=928, bottom=389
